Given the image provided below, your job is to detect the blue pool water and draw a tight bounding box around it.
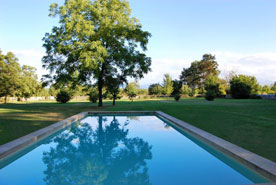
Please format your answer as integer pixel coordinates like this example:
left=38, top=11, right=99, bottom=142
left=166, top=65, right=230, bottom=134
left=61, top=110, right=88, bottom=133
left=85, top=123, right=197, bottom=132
left=0, top=115, right=269, bottom=185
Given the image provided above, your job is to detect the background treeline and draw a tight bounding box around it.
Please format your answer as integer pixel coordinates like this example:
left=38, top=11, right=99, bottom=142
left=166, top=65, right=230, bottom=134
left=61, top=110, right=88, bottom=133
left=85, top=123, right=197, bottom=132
left=1, top=50, right=275, bottom=104
left=148, top=54, right=276, bottom=101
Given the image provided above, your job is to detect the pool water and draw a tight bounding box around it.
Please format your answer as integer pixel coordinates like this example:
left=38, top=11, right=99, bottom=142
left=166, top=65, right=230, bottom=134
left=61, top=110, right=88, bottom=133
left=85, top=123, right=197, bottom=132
left=0, top=115, right=269, bottom=185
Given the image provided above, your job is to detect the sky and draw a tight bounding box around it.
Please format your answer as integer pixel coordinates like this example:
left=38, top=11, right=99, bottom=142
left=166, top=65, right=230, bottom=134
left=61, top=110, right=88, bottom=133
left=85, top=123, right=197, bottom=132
left=1, top=0, right=276, bottom=88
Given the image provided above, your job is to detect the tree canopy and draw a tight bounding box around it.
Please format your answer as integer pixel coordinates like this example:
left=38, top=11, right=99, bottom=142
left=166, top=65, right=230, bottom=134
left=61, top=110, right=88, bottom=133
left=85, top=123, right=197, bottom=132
left=16, top=65, right=39, bottom=100
left=148, top=83, right=163, bottom=96
left=0, top=50, right=21, bottom=103
left=42, top=0, right=151, bottom=107
left=180, top=54, right=219, bottom=90
left=230, top=75, right=260, bottom=99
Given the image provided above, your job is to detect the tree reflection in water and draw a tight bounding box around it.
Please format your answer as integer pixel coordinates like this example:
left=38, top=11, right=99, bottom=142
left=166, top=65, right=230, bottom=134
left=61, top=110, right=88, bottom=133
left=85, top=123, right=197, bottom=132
left=42, top=116, right=152, bottom=185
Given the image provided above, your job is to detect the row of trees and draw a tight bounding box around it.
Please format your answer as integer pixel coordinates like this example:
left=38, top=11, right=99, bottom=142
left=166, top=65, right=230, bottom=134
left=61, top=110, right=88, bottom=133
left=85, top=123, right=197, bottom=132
left=148, top=54, right=276, bottom=101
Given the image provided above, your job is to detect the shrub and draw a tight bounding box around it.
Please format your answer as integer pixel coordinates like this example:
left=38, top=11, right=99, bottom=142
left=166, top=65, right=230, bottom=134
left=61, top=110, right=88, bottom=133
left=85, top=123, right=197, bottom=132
left=125, top=82, right=139, bottom=101
left=89, top=92, right=98, bottom=103
left=204, top=75, right=219, bottom=101
left=87, top=88, right=99, bottom=103
left=174, top=94, right=181, bottom=101
left=56, top=90, right=71, bottom=103
left=205, top=89, right=216, bottom=101
left=230, top=75, right=260, bottom=99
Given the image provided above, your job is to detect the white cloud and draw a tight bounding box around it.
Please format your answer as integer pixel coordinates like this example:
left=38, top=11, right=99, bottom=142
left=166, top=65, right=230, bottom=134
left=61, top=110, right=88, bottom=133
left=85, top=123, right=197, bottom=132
left=139, top=58, right=190, bottom=87
left=213, top=51, right=276, bottom=85
left=139, top=51, right=276, bottom=87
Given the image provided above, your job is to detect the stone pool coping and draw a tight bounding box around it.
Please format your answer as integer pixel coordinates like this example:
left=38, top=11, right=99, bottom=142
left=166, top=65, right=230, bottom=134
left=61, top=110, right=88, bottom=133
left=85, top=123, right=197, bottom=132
left=0, top=111, right=276, bottom=184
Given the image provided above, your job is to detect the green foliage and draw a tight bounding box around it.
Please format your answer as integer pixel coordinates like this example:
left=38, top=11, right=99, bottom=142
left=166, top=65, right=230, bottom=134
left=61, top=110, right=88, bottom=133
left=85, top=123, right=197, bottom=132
left=230, top=75, right=260, bottom=99
left=0, top=50, right=21, bottom=103
left=125, top=82, right=139, bottom=101
left=261, top=85, right=272, bottom=94
left=105, top=76, right=124, bottom=106
left=148, top=83, right=163, bottom=95
left=180, top=85, right=193, bottom=96
left=89, top=91, right=98, bottom=103
left=180, top=54, right=219, bottom=89
left=172, top=80, right=182, bottom=96
left=204, top=75, right=220, bottom=101
left=56, top=90, right=72, bottom=103
left=43, top=0, right=151, bottom=107
left=205, top=90, right=216, bottom=101
left=162, top=74, right=173, bottom=96
left=271, top=82, right=276, bottom=92
left=218, top=79, right=227, bottom=96
left=16, top=65, right=39, bottom=99
left=138, top=89, right=148, bottom=95
left=174, top=94, right=181, bottom=101
left=36, top=87, right=50, bottom=99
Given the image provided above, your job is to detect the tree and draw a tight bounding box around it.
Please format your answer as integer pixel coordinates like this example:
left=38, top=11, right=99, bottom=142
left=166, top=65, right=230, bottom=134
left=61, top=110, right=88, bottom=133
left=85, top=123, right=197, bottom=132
left=262, top=85, right=271, bottom=94
left=125, top=82, right=139, bottom=101
left=0, top=50, right=21, bottom=103
left=88, top=87, right=98, bottom=103
left=230, top=75, right=260, bottom=99
left=171, top=80, right=182, bottom=96
left=105, top=76, right=124, bottom=106
left=162, top=73, right=173, bottom=96
left=204, top=75, right=220, bottom=101
left=16, top=65, right=39, bottom=100
left=180, top=54, right=219, bottom=90
left=42, top=0, right=151, bottom=107
left=271, top=82, right=276, bottom=92
left=148, top=83, right=163, bottom=96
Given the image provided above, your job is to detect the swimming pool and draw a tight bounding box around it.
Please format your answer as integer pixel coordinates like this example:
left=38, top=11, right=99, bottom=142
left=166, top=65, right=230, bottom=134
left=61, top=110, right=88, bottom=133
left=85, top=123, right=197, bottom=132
left=0, top=114, right=272, bottom=185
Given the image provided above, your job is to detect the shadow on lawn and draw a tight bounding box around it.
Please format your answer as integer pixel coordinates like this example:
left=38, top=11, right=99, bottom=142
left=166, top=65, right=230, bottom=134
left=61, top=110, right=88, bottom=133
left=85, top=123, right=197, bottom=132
left=0, top=102, right=109, bottom=145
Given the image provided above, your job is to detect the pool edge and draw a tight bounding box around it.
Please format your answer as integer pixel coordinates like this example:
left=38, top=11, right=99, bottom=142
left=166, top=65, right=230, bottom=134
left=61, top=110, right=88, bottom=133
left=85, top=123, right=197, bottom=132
left=155, top=111, right=276, bottom=183
left=0, top=110, right=275, bottom=184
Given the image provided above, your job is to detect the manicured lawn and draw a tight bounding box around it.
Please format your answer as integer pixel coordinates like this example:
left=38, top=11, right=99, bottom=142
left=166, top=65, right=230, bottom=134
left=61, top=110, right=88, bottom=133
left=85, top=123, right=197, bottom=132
left=0, top=98, right=276, bottom=162
left=0, top=101, right=106, bottom=145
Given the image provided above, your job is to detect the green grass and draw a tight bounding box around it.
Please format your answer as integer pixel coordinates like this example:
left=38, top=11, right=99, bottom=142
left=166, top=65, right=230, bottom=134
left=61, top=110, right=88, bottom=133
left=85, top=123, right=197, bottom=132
left=0, top=98, right=276, bottom=162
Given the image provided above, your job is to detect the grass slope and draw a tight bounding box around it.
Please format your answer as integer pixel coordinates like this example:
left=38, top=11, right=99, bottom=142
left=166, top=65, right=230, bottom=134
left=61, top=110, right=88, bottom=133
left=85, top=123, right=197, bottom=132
left=0, top=98, right=275, bottom=162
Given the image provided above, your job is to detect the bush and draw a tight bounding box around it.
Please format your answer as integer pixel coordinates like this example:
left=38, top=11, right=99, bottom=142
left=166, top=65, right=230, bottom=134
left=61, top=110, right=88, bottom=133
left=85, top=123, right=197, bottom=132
left=204, top=75, right=219, bottom=101
left=205, top=89, right=216, bottom=101
left=174, top=94, right=181, bottom=101
left=230, top=75, right=260, bottom=99
left=89, top=91, right=98, bottom=103
left=56, top=90, right=72, bottom=103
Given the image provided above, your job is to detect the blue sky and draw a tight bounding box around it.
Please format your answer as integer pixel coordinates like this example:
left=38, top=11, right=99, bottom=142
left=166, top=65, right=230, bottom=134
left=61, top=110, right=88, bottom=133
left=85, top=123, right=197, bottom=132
left=1, top=0, right=276, bottom=87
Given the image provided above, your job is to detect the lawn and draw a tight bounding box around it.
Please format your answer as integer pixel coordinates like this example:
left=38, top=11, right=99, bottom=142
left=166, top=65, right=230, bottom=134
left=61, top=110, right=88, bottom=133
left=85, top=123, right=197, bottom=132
left=0, top=98, right=276, bottom=162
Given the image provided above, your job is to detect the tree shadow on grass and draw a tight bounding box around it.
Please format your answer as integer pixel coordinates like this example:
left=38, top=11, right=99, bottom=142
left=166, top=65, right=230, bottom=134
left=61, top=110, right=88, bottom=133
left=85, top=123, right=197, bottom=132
left=0, top=102, right=110, bottom=145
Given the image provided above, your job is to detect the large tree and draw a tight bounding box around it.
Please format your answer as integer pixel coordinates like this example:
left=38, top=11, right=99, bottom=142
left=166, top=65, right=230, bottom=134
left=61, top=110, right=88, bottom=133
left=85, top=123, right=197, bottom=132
left=42, top=0, right=151, bottom=107
left=180, top=54, right=219, bottom=90
left=16, top=65, right=39, bottom=100
left=0, top=50, right=21, bottom=103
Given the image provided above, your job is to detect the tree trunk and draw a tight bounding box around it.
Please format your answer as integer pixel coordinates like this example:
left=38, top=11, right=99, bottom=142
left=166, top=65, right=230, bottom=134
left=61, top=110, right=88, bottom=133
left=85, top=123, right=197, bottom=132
left=112, top=94, right=116, bottom=106
left=98, top=79, right=103, bottom=107
left=98, top=63, right=105, bottom=107
left=4, top=95, right=7, bottom=104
